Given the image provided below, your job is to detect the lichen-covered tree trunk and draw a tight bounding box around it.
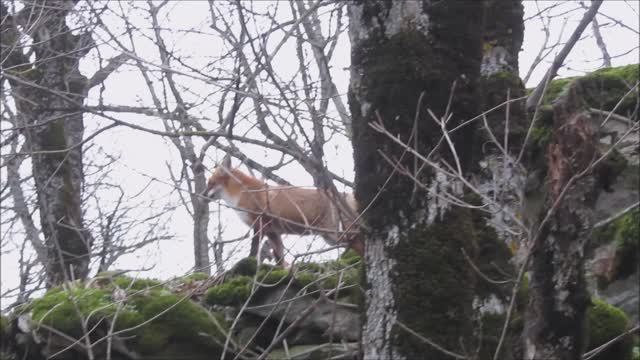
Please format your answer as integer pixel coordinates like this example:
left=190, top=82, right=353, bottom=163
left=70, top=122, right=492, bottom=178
left=475, top=1, right=527, bottom=358
left=477, top=0, right=527, bottom=253
left=523, top=85, right=601, bottom=359
left=479, top=0, right=527, bottom=156
left=2, top=1, right=94, bottom=286
left=348, top=1, right=483, bottom=358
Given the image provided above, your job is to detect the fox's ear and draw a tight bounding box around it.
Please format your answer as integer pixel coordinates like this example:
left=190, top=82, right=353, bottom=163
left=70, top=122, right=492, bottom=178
left=220, top=154, right=232, bottom=169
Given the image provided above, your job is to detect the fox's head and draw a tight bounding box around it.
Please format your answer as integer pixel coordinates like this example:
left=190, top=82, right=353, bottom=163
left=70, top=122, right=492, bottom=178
left=204, top=155, right=232, bottom=201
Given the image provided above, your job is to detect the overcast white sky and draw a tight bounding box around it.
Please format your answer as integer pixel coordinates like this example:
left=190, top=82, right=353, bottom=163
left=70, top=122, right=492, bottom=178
left=1, top=1, right=639, bottom=307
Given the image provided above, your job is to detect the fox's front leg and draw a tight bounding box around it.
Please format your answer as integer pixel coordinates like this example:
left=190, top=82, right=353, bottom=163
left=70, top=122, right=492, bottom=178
left=267, top=232, right=287, bottom=267
left=250, top=218, right=266, bottom=257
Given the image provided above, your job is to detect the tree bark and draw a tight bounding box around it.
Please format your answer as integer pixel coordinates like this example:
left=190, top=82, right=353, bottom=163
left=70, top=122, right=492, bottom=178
left=191, top=161, right=212, bottom=274
left=2, top=0, right=94, bottom=286
left=475, top=2, right=528, bottom=359
left=523, top=83, right=600, bottom=360
left=348, top=1, right=484, bottom=358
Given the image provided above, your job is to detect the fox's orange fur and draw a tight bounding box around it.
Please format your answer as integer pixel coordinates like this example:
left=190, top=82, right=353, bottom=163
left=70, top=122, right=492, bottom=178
left=205, top=164, right=362, bottom=265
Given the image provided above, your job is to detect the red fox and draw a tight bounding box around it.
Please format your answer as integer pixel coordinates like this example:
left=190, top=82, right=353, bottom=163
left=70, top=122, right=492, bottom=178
left=204, top=158, right=363, bottom=265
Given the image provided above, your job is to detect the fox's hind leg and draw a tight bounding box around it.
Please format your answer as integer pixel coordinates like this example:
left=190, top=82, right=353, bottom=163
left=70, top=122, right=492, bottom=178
left=266, top=232, right=288, bottom=267
left=251, top=217, right=270, bottom=258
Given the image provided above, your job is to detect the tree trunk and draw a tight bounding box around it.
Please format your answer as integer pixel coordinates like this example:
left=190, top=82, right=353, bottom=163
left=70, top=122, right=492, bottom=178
left=348, top=1, right=483, bottom=358
left=523, top=84, right=600, bottom=359
left=475, top=2, right=528, bottom=358
left=2, top=0, right=94, bottom=286
left=191, top=162, right=212, bottom=275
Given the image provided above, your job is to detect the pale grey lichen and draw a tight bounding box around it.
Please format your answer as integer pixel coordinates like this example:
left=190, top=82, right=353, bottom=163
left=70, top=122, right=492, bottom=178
left=475, top=154, right=527, bottom=247
left=362, top=226, right=403, bottom=359
left=384, top=2, right=430, bottom=38
left=481, top=46, right=512, bottom=76
left=473, top=294, right=506, bottom=315
left=426, top=168, right=463, bottom=225
left=348, top=2, right=430, bottom=43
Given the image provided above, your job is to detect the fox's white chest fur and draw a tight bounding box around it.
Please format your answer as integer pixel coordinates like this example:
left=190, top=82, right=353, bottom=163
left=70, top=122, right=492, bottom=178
left=220, top=189, right=252, bottom=225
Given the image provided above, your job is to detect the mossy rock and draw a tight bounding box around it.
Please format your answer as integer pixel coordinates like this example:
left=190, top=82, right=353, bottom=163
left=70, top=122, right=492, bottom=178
left=228, top=257, right=259, bottom=277
left=111, top=276, right=163, bottom=291
left=587, top=298, right=633, bottom=360
left=29, top=282, right=228, bottom=358
left=128, top=291, right=228, bottom=355
left=536, top=64, right=639, bottom=115
left=256, top=268, right=289, bottom=285
left=581, top=64, right=639, bottom=115
left=205, top=276, right=252, bottom=306
left=180, top=272, right=210, bottom=283
left=540, top=77, right=576, bottom=105
left=339, top=249, right=362, bottom=266
left=294, top=258, right=363, bottom=304
left=293, top=271, right=318, bottom=288
left=204, top=258, right=292, bottom=306
left=30, top=285, right=143, bottom=337
left=92, top=272, right=163, bottom=291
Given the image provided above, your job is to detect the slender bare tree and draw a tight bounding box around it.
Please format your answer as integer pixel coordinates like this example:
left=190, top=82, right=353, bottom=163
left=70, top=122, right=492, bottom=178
left=3, top=0, right=97, bottom=286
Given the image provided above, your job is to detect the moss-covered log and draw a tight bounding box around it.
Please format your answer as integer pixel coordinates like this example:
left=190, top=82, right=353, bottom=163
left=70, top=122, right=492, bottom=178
left=348, top=1, right=485, bottom=358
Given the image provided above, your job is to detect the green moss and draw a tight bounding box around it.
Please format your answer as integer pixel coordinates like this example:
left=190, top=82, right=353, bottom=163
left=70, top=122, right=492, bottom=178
left=135, top=323, right=170, bottom=351
left=531, top=64, right=639, bottom=115
left=523, top=105, right=554, bottom=169
left=480, top=70, right=528, bottom=153
left=351, top=25, right=482, bottom=227
left=256, top=268, right=289, bottom=285
left=291, top=258, right=362, bottom=304
left=530, top=124, right=552, bottom=149
left=469, top=195, right=516, bottom=302
left=111, top=276, right=163, bottom=291
left=536, top=64, right=640, bottom=115
left=614, top=209, right=640, bottom=279
left=293, top=271, right=317, bottom=288
left=591, top=208, right=639, bottom=282
left=205, top=276, right=252, bottom=306
left=31, top=285, right=142, bottom=336
left=589, top=64, right=639, bottom=85
left=541, top=77, right=575, bottom=104
left=339, top=249, right=362, bottom=266
left=516, top=274, right=530, bottom=310
left=129, top=291, right=227, bottom=354
left=181, top=272, right=210, bottom=283
left=390, top=205, right=476, bottom=359
left=0, top=315, right=8, bottom=336
left=587, top=298, right=633, bottom=360
left=30, top=281, right=228, bottom=357
left=229, top=257, right=258, bottom=276
left=296, top=262, right=323, bottom=273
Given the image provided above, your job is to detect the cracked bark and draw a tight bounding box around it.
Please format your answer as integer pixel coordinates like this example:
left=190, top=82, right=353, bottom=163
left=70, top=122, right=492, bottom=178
left=524, top=83, right=601, bottom=360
